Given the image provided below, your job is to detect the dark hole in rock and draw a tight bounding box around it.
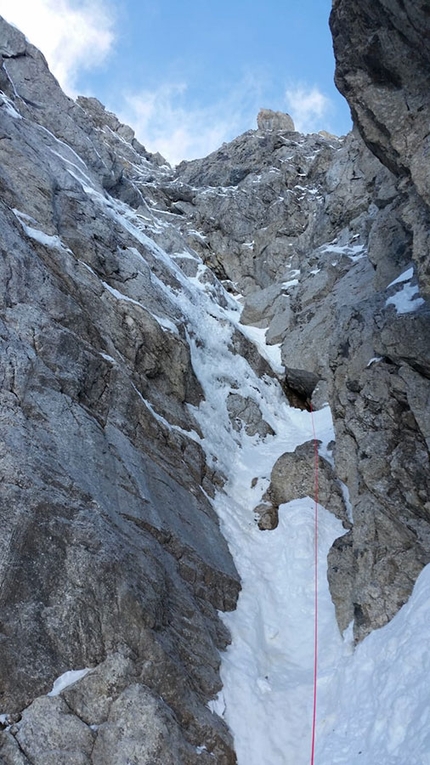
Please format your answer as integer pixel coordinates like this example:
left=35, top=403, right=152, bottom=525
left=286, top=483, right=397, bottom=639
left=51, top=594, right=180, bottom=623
left=281, top=367, right=320, bottom=411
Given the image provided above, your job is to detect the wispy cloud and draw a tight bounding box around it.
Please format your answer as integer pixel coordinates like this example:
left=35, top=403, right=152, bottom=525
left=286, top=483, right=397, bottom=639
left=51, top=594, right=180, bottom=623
left=0, top=4, right=337, bottom=157
left=0, top=0, right=116, bottom=95
left=118, top=76, right=265, bottom=166
left=284, top=84, right=332, bottom=134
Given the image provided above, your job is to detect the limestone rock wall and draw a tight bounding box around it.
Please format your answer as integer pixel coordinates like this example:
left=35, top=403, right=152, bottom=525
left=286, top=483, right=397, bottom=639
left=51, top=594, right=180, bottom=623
left=330, top=0, right=430, bottom=293
left=327, top=0, right=430, bottom=635
left=0, top=17, right=239, bottom=764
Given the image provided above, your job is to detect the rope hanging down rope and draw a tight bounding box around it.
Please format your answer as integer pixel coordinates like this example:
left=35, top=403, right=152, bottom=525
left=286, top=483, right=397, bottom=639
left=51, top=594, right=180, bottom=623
left=309, top=404, right=319, bottom=765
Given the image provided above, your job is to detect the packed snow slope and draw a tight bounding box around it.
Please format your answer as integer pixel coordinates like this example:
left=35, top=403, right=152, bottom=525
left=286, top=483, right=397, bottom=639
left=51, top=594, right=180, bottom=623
left=0, top=4, right=430, bottom=764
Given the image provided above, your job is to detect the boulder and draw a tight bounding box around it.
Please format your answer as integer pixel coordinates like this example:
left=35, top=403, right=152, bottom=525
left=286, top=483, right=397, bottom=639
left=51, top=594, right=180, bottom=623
left=257, top=108, right=295, bottom=132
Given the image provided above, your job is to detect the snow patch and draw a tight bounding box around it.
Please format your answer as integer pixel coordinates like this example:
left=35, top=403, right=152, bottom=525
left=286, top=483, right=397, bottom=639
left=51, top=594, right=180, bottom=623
left=188, top=229, right=207, bottom=241
left=217, top=498, right=344, bottom=765
left=385, top=266, right=425, bottom=313
left=225, top=320, right=283, bottom=374
left=102, top=281, right=179, bottom=333
left=388, top=267, right=414, bottom=288
left=367, top=356, right=383, bottom=368
left=386, top=282, right=425, bottom=314
left=321, top=242, right=366, bottom=261
left=99, top=352, right=116, bottom=364
left=47, top=668, right=92, bottom=696
left=339, top=481, right=353, bottom=523
left=131, top=384, right=201, bottom=443
left=78, top=260, right=98, bottom=276
left=317, top=564, right=430, bottom=764
left=102, top=281, right=142, bottom=306
left=49, top=148, right=95, bottom=188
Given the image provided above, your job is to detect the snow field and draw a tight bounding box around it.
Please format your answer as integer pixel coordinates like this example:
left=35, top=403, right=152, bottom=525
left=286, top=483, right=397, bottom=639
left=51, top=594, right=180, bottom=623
left=317, top=563, right=430, bottom=765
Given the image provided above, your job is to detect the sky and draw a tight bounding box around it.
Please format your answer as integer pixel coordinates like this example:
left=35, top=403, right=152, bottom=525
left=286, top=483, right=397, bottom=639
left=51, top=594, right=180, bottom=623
left=0, top=0, right=352, bottom=164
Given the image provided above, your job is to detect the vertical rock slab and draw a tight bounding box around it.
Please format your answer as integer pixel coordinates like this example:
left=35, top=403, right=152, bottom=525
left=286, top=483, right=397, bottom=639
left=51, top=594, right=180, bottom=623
left=0, top=16, right=239, bottom=762
left=330, top=0, right=430, bottom=291
left=327, top=0, right=430, bottom=638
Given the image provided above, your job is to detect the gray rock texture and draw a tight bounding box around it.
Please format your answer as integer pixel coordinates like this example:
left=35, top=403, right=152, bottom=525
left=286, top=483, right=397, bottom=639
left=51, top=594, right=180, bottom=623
left=226, top=393, right=274, bottom=439
left=0, top=16, right=238, bottom=764
left=1, top=0, right=430, bottom=759
left=256, top=108, right=295, bottom=132
left=330, top=0, right=430, bottom=294
left=327, top=0, right=430, bottom=637
left=263, top=441, right=350, bottom=528
left=174, top=127, right=345, bottom=296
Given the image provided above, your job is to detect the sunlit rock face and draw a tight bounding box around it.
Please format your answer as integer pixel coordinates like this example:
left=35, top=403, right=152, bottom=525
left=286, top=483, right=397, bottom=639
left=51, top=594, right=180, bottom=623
left=0, top=1, right=430, bottom=762
left=256, top=108, right=295, bottom=132
left=0, top=16, right=239, bottom=764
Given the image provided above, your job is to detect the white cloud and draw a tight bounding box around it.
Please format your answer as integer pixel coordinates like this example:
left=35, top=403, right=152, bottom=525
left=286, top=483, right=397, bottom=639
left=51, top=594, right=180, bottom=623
left=284, top=84, right=332, bottom=134
left=0, top=0, right=115, bottom=95
left=0, top=4, right=335, bottom=159
left=118, top=77, right=264, bottom=166
left=119, top=79, right=335, bottom=165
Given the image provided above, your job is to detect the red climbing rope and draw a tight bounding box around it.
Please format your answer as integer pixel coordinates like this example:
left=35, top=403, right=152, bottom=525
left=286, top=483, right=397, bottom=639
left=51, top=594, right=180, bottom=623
left=309, top=403, right=319, bottom=765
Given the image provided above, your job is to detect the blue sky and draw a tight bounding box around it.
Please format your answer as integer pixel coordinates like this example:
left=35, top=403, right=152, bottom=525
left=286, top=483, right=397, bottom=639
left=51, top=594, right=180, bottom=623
left=0, top=0, right=351, bottom=163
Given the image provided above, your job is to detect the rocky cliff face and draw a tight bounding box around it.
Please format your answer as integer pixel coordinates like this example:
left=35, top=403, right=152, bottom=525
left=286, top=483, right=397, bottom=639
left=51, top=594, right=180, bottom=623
left=0, top=19, right=240, bottom=764
left=331, top=1, right=430, bottom=216
left=0, top=2, right=429, bottom=762
left=171, top=116, right=430, bottom=640
left=329, top=0, right=430, bottom=634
